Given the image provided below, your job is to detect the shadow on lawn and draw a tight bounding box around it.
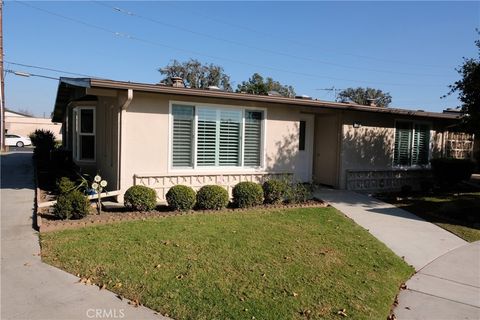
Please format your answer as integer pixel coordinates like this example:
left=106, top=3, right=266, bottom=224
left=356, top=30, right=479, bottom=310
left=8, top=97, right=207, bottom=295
left=376, top=186, right=480, bottom=231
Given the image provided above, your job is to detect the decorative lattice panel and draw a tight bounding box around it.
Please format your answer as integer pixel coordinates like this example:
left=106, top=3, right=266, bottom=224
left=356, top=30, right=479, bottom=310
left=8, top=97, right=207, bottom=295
left=445, top=132, right=474, bottom=159
left=134, top=172, right=293, bottom=202
left=346, top=170, right=433, bottom=192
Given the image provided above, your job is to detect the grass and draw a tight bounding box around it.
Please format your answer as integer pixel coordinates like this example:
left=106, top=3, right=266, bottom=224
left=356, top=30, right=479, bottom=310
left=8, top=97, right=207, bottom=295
left=379, top=191, right=480, bottom=242
left=41, top=207, right=413, bottom=320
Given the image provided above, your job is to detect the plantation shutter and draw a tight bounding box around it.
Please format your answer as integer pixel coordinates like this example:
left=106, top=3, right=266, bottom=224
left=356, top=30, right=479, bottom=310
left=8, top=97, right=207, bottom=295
left=244, top=111, right=262, bottom=166
left=394, top=122, right=413, bottom=166
left=219, top=110, right=242, bottom=166
left=172, top=105, right=194, bottom=167
left=412, top=124, right=430, bottom=165
left=197, top=109, right=218, bottom=166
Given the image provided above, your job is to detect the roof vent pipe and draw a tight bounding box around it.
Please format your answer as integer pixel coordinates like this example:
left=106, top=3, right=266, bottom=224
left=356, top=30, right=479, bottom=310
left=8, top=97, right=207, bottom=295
left=367, top=98, right=377, bottom=107
left=171, top=77, right=185, bottom=88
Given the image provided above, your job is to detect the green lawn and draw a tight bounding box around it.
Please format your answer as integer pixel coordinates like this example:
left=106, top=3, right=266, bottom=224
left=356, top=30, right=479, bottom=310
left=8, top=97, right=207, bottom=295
left=41, top=207, right=413, bottom=320
left=380, top=192, right=480, bottom=242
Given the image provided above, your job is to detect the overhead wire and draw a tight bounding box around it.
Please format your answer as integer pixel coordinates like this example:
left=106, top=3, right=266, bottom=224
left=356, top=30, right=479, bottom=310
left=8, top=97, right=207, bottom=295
left=5, top=61, right=100, bottom=78
left=92, top=1, right=451, bottom=78
left=169, top=2, right=451, bottom=69
left=13, top=0, right=448, bottom=87
left=5, top=69, right=59, bottom=80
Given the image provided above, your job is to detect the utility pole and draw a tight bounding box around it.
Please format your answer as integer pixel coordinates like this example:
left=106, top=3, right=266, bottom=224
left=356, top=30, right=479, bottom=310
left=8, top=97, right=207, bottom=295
left=0, top=0, right=5, bottom=152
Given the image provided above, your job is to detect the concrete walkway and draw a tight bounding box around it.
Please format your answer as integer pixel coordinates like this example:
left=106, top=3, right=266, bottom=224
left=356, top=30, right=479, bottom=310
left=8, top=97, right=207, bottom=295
left=1, top=152, right=167, bottom=320
left=315, top=188, right=480, bottom=320
left=396, top=241, right=480, bottom=319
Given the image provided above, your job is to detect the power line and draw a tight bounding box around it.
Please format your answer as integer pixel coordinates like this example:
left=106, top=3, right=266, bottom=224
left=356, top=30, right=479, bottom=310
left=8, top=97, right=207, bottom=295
left=169, top=3, right=451, bottom=70
left=5, top=61, right=98, bottom=78
left=93, top=1, right=451, bottom=78
left=13, top=0, right=449, bottom=88
left=5, top=69, right=59, bottom=80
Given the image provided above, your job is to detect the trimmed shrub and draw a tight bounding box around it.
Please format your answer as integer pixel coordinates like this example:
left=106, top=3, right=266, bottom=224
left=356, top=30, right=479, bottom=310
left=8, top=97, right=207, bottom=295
left=285, top=183, right=311, bottom=204
left=196, top=185, right=229, bottom=210
left=166, top=185, right=196, bottom=211
left=29, top=129, right=56, bottom=161
left=263, top=179, right=290, bottom=204
left=53, top=190, right=90, bottom=220
left=124, top=185, right=157, bottom=212
left=57, top=177, right=76, bottom=195
left=430, top=158, right=475, bottom=186
left=232, top=182, right=263, bottom=208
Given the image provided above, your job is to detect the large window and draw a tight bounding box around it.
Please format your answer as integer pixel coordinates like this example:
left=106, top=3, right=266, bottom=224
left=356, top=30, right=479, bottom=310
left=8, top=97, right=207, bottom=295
left=171, top=104, right=263, bottom=169
left=73, top=107, right=95, bottom=161
left=394, top=121, right=430, bottom=166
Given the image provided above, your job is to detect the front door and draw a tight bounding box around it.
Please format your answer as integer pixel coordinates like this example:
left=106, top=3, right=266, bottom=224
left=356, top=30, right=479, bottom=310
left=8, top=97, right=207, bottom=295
left=313, top=114, right=339, bottom=187
left=297, top=114, right=314, bottom=182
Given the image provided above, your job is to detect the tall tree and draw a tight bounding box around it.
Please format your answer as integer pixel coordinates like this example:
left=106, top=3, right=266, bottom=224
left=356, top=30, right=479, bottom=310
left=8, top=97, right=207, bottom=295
left=159, top=59, right=232, bottom=91
left=337, top=87, right=392, bottom=107
left=236, top=73, right=296, bottom=98
left=444, top=32, right=480, bottom=134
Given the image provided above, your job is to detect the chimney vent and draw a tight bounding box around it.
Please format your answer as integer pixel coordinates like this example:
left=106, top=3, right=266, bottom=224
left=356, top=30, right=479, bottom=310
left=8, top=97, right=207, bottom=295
left=171, top=77, right=185, bottom=88
left=367, top=98, right=377, bottom=107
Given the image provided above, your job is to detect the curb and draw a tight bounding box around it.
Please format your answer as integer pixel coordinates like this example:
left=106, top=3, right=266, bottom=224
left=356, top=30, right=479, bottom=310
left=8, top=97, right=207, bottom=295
left=33, top=162, right=43, bottom=232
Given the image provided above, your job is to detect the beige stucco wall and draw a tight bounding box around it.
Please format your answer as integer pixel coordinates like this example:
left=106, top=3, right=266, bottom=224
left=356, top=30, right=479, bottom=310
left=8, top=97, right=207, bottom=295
left=64, top=87, right=466, bottom=197
left=5, top=116, right=62, bottom=140
left=339, top=111, right=448, bottom=189
left=118, top=92, right=303, bottom=196
left=95, top=98, right=120, bottom=191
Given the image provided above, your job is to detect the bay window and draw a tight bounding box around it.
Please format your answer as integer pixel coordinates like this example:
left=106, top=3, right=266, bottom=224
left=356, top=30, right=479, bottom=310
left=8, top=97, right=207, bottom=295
left=72, top=107, right=95, bottom=161
left=171, top=104, right=264, bottom=169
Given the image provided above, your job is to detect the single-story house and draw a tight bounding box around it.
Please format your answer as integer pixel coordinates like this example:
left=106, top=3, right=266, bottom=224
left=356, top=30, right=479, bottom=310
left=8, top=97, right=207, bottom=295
left=52, top=77, right=474, bottom=202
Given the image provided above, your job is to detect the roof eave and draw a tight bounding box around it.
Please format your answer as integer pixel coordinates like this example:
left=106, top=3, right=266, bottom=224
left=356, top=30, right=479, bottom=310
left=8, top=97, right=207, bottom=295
left=51, top=77, right=460, bottom=122
left=89, top=78, right=459, bottom=120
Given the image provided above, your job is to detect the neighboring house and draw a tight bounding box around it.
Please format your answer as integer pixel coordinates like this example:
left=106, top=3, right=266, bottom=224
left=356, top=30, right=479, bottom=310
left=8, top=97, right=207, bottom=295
left=5, top=109, right=62, bottom=140
left=52, top=77, right=474, bottom=202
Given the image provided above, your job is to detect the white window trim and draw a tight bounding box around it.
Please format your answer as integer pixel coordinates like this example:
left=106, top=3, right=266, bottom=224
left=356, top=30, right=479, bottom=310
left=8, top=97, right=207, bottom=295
left=392, top=119, right=432, bottom=169
left=168, top=100, right=267, bottom=174
left=74, top=106, right=96, bottom=163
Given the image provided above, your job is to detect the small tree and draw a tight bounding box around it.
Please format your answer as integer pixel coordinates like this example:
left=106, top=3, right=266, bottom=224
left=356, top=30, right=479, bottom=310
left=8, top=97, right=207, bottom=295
left=159, top=59, right=232, bottom=91
left=443, top=31, right=480, bottom=135
left=236, top=73, right=296, bottom=97
left=337, top=87, right=392, bottom=107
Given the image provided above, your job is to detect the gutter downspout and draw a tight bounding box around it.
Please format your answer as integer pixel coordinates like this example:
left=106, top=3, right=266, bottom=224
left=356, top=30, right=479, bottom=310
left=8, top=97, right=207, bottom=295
left=117, top=89, right=133, bottom=201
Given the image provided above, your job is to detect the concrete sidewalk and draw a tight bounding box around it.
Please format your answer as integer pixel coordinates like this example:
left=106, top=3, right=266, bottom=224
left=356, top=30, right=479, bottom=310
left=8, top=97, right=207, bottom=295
left=1, top=152, right=167, bottom=320
left=315, top=188, right=480, bottom=320
left=396, top=241, right=480, bottom=319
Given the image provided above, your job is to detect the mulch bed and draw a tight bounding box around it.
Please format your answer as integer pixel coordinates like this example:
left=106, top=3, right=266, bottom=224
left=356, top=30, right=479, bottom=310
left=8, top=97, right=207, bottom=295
left=38, top=200, right=327, bottom=233
left=34, top=156, right=327, bottom=233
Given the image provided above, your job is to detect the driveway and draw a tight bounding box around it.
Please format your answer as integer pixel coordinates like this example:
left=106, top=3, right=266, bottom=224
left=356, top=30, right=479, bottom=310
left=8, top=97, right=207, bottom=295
left=1, top=152, right=167, bottom=320
left=315, top=188, right=480, bottom=320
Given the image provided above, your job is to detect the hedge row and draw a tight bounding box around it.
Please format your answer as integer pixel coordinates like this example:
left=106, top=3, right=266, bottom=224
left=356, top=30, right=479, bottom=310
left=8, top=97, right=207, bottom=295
left=52, top=177, right=312, bottom=219
left=124, top=179, right=311, bottom=212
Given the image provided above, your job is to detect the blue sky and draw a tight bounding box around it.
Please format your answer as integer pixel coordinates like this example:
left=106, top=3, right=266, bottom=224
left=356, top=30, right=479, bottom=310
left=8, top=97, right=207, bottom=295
left=4, top=1, right=479, bottom=117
